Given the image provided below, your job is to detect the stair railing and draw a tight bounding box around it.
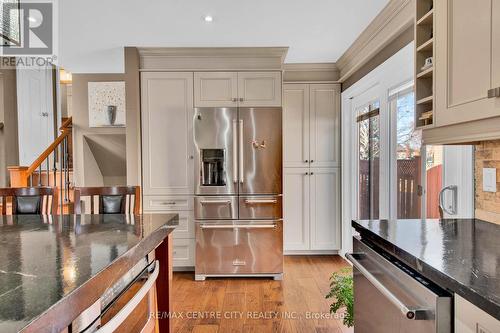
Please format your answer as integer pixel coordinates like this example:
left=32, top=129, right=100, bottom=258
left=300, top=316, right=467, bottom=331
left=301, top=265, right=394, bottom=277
left=9, top=117, right=72, bottom=212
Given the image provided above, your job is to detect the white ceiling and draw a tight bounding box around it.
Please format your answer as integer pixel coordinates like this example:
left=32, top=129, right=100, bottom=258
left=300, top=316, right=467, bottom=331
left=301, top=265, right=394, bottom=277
left=59, top=0, right=389, bottom=73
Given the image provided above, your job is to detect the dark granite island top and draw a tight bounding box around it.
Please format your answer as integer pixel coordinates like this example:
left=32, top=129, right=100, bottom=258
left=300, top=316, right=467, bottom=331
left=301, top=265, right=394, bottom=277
left=352, top=219, right=500, bottom=320
left=0, top=214, right=178, bottom=333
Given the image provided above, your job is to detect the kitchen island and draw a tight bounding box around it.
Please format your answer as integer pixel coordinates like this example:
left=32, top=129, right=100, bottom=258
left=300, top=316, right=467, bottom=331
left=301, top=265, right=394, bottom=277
left=0, top=214, right=178, bottom=333
left=352, top=218, right=499, bottom=331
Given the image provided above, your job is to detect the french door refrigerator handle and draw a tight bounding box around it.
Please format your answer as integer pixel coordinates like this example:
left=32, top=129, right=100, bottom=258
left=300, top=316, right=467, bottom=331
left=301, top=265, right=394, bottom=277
left=232, top=119, right=238, bottom=183
left=239, top=119, right=244, bottom=183
left=346, top=253, right=428, bottom=320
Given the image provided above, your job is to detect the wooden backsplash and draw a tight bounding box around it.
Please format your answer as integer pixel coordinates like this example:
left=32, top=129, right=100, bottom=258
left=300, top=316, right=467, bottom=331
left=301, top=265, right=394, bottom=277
left=475, top=140, right=500, bottom=224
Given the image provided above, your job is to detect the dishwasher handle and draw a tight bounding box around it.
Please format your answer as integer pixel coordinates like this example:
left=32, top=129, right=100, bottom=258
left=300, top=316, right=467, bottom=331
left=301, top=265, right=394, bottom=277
left=96, top=261, right=159, bottom=332
left=346, top=253, right=428, bottom=320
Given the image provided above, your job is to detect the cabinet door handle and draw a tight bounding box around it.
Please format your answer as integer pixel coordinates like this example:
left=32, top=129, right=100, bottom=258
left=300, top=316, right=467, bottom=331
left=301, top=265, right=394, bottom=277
left=305, top=172, right=309, bottom=175
left=310, top=160, right=314, bottom=163
left=232, top=98, right=238, bottom=102
left=305, top=160, right=309, bottom=163
left=488, top=87, right=500, bottom=98
left=239, top=97, right=244, bottom=102
left=310, top=172, right=314, bottom=175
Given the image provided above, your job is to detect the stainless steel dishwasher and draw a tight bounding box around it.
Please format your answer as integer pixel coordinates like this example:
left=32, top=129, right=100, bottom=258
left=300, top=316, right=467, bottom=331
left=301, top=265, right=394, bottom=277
left=347, top=237, right=451, bottom=333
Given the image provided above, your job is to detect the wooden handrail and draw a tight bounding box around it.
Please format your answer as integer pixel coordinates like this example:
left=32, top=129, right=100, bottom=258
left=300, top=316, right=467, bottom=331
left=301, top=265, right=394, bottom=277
left=25, top=117, right=72, bottom=177
left=27, top=128, right=71, bottom=176
left=59, top=117, right=72, bottom=131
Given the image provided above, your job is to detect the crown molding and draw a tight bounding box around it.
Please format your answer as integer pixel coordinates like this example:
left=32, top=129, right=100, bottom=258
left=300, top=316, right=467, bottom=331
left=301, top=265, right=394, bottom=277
left=283, top=63, right=339, bottom=82
left=137, top=47, right=289, bottom=71
left=336, top=0, right=414, bottom=82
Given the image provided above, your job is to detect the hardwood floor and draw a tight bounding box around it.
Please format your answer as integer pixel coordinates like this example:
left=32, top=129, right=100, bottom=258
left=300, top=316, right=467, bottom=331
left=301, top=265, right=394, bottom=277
left=172, top=256, right=353, bottom=333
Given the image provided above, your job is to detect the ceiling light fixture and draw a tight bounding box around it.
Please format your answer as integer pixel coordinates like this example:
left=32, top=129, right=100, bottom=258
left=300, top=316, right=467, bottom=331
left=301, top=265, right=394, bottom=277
left=204, top=15, right=213, bottom=22
left=27, top=16, right=37, bottom=23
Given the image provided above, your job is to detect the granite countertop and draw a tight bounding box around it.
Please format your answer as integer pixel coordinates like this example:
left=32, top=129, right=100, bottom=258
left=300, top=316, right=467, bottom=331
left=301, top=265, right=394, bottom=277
left=352, top=218, right=500, bottom=320
left=0, top=214, right=178, bottom=333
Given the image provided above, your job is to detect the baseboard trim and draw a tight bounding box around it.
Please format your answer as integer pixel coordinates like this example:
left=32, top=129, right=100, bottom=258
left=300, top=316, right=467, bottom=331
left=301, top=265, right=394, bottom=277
left=173, top=266, right=194, bottom=272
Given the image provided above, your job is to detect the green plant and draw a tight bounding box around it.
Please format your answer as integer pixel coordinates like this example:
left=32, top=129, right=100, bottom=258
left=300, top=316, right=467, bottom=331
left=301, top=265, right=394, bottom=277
left=325, top=267, right=354, bottom=327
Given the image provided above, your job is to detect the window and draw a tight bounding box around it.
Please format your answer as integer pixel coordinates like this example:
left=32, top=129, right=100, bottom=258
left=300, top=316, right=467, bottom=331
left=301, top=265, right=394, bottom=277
left=357, top=100, right=380, bottom=220
left=0, top=0, right=21, bottom=46
left=389, top=83, right=423, bottom=219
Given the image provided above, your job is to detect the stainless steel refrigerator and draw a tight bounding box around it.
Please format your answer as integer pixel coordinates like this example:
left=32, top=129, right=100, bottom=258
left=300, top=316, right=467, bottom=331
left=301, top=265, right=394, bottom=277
left=193, top=107, right=283, bottom=281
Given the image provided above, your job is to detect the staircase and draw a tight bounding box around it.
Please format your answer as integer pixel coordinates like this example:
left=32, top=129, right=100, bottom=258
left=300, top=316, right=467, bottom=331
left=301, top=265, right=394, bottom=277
left=8, top=117, right=74, bottom=213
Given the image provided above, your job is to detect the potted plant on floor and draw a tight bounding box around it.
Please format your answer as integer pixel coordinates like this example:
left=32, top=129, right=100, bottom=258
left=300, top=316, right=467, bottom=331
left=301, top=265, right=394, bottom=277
left=326, top=267, right=354, bottom=327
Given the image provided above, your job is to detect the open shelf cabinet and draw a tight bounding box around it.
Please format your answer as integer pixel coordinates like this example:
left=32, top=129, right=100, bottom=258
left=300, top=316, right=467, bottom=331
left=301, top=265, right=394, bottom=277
left=415, top=0, right=435, bottom=128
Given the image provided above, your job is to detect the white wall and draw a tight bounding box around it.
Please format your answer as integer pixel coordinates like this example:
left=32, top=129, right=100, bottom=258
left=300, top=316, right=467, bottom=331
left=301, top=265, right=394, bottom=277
left=340, top=43, right=414, bottom=256
left=59, top=0, right=389, bottom=73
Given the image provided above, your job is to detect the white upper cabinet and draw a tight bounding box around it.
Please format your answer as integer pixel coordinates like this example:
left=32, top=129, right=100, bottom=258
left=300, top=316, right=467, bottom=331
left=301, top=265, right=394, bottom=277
left=194, top=71, right=282, bottom=107
left=309, top=168, right=340, bottom=250
left=435, top=0, right=500, bottom=126
left=141, top=72, right=194, bottom=195
left=194, top=72, right=238, bottom=107
left=283, top=168, right=310, bottom=251
left=283, top=84, right=310, bottom=167
left=283, top=83, right=340, bottom=168
left=309, top=84, right=340, bottom=168
left=237, top=72, right=282, bottom=107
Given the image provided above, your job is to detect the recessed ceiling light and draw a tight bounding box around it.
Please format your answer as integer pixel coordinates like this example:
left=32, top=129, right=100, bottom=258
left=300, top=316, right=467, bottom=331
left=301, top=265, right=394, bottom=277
left=27, top=16, right=37, bottom=23
left=204, top=15, right=213, bottom=22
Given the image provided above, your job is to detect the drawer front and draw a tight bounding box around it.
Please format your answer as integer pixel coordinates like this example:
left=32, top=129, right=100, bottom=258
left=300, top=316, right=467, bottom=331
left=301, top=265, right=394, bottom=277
left=172, top=211, right=194, bottom=239
left=143, top=196, right=193, bottom=211
left=194, top=196, right=238, bottom=219
left=239, top=195, right=282, bottom=219
left=195, top=220, right=283, bottom=274
left=173, top=238, right=195, bottom=267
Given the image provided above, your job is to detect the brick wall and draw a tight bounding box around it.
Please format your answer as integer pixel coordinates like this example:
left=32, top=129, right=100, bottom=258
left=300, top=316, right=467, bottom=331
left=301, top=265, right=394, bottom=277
left=475, top=140, right=500, bottom=224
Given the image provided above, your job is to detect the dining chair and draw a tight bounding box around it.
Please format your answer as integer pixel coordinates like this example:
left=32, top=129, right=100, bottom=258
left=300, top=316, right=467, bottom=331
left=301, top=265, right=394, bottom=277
left=73, top=186, right=141, bottom=215
left=0, top=187, right=59, bottom=215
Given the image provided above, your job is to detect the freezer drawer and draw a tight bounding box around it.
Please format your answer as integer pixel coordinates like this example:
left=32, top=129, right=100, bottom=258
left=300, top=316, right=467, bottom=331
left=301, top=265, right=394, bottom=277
left=349, top=237, right=451, bottom=333
left=194, top=196, right=238, bottom=219
left=195, top=220, right=283, bottom=275
left=239, top=195, right=282, bottom=220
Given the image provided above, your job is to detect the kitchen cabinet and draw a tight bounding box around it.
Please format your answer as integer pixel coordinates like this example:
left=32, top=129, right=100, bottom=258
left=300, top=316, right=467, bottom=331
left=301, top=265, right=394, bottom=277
left=283, top=168, right=310, bottom=251
left=433, top=0, right=500, bottom=127
left=455, top=294, right=500, bottom=333
left=194, top=72, right=238, bottom=107
left=309, top=168, right=340, bottom=250
left=141, top=72, right=194, bottom=196
left=283, top=83, right=341, bottom=253
left=309, top=84, right=341, bottom=168
left=237, top=71, right=282, bottom=107
left=283, top=168, right=340, bottom=252
left=194, top=71, right=282, bottom=107
left=283, top=83, right=340, bottom=168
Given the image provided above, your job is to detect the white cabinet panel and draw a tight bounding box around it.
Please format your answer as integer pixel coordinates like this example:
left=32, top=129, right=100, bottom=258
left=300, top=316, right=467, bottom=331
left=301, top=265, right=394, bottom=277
left=309, top=84, right=340, bottom=168
left=455, top=294, right=500, bottom=333
left=173, top=238, right=195, bottom=267
left=238, top=72, right=282, bottom=107
left=283, top=168, right=310, bottom=251
left=310, top=168, right=340, bottom=250
left=172, top=211, right=194, bottom=239
left=141, top=72, right=194, bottom=195
left=434, top=0, right=500, bottom=126
left=194, top=72, right=238, bottom=107
left=283, top=84, right=310, bottom=168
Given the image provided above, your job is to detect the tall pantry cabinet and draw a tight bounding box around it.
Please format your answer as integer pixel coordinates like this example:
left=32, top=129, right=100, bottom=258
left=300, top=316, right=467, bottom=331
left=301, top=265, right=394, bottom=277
left=141, top=72, right=196, bottom=267
left=283, top=83, right=341, bottom=253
